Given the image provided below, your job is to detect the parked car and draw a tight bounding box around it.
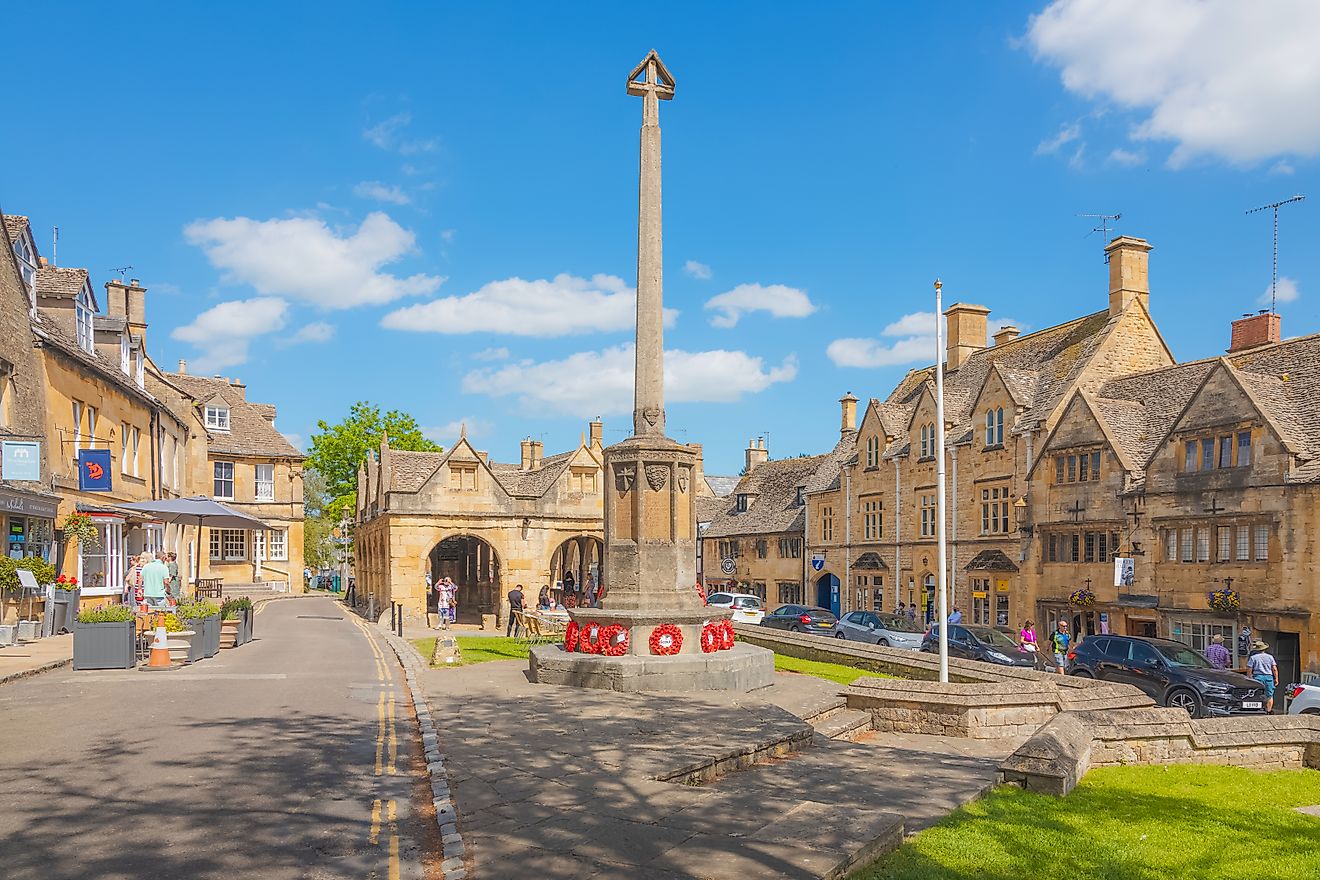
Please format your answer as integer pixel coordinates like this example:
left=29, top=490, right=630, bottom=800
left=833, top=611, right=925, bottom=649
left=704, top=592, right=765, bottom=624
left=1286, top=681, right=1320, bottom=715
left=1066, top=635, right=1267, bottom=718
left=921, top=623, right=1038, bottom=668
left=760, top=604, right=838, bottom=634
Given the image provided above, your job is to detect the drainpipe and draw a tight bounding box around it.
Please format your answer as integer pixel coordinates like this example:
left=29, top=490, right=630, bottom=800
left=949, top=446, right=958, bottom=612
left=893, top=457, right=902, bottom=608
left=843, top=464, right=852, bottom=613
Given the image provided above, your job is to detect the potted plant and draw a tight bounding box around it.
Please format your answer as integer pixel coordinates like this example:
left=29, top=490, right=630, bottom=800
left=50, top=574, right=81, bottom=635
left=224, top=596, right=255, bottom=645
left=73, top=604, right=136, bottom=670
left=0, top=556, right=55, bottom=640
left=157, top=612, right=200, bottom=663
left=177, top=598, right=221, bottom=658
left=220, top=599, right=242, bottom=649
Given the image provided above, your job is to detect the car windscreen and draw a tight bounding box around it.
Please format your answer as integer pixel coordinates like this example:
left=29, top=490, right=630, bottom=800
left=969, top=627, right=1020, bottom=649
left=1156, top=643, right=1212, bottom=668
left=877, top=614, right=924, bottom=633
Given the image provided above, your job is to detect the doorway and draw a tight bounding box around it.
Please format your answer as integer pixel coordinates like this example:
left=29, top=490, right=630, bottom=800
left=1267, top=631, right=1301, bottom=713
left=428, top=535, right=500, bottom=625
left=1127, top=617, right=1158, bottom=638
left=815, top=573, right=840, bottom=616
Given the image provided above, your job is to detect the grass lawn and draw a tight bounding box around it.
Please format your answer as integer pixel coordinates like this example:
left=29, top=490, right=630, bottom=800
left=410, top=635, right=532, bottom=666
left=773, top=653, right=893, bottom=686
left=850, top=764, right=1320, bottom=880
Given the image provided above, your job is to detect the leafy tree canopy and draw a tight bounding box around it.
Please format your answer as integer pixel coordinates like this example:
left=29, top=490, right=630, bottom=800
left=308, top=402, right=441, bottom=517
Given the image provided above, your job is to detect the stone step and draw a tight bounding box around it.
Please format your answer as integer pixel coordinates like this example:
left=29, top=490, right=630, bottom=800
left=799, top=696, right=849, bottom=727
left=813, top=707, right=873, bottom=743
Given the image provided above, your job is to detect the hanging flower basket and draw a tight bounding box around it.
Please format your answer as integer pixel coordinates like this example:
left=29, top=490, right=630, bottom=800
left=600, top=624, right=629, bottom=656
left=1207, top=589, right=1240, bottom=612
left=649, top=623, right=682, bottom=656
left=59, top=512, right=100, bottom=549
left=1068, top=588, right=1096, bottom=608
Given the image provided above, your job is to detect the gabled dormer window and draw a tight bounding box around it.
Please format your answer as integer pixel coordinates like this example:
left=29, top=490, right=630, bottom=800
left=795, top=487, right=805, bottom=506
left=985, top=407, right=1004, bottom=446
left=120, top=334, right=131, bottom=375
left=205, top=405, right=230, bottom=432
left=75, top=288, right=95, bottom=353
left=135, top=347, right=144, bottom=388
left=865, top=435, right=880, bottom=468
left=919, top=423, right=935, bottom=458
left=736, top=493, right=749, bottom=513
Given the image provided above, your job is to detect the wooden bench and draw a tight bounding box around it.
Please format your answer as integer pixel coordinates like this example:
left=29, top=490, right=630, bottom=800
left=195, top=578, right=224, bottom=599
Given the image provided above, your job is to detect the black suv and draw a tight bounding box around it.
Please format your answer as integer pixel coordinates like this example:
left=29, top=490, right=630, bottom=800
left=1066, top=635, right=1266, bottom=718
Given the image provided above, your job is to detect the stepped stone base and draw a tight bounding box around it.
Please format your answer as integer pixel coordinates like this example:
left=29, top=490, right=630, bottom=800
left=529, top=642, right=775, bottom=693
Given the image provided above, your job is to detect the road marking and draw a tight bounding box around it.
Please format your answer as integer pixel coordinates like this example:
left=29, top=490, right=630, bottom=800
left=388, top=799, right=400, bottom=880
left=375, top=691, right=386, bottom=776
left=369, top=798, right=382, bottom=845
left=387, top=694, right=397, bottom=775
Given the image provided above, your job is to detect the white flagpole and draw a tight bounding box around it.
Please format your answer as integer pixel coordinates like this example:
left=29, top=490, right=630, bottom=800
left=934, top=279, right=950, bottom=683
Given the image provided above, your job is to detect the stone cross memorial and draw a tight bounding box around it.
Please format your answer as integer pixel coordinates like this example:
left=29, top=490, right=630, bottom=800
left=529, top=51, right=774, bottom=692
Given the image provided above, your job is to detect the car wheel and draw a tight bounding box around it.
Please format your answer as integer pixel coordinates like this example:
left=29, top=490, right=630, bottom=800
left=1070, top=669, right=1093, bottom=678
left=1166, top=688, right=1201, bottom=718
left=1300, top=708, right=1320, bottom=715
left=789, top=625, right=802, bottom=633
left=876, top=638, right=890, bottom=647
left=835, top=631, right=846, bottom=639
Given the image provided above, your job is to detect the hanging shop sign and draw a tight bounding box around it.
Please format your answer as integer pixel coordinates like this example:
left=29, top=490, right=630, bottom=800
left=78, top=449, right=113, bottom=492
left=1, top=441, right=41, bottom=481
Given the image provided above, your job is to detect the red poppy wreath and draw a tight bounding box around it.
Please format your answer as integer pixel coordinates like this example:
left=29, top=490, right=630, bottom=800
left=649, top=623, right=683, bottom=655
left=564, top=620, right=580, bottom=653
left=601, top=624, right=629, bottom=656
left=578, top=621, right=606, bottom=654
left=719, top=619, right=736, bottom=650
left=699, top=621, right=721, bottom=653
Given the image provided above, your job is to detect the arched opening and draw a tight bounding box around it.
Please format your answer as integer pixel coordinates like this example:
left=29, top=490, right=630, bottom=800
left=428, top=535, right=500, bottom=625
left=815, top=572, right=840, bottom=616
left=548, top=536, right=603, bottom=606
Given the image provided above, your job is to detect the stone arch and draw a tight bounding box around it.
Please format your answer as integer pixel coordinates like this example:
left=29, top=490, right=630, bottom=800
left=548, top=535, right=604, bottom=604
left=428, top=533, right=501, bottom=625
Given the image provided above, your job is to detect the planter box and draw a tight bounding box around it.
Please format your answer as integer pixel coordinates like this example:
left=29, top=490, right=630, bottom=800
left=220, top=619, right=240, bottom=649
left=239, top=607, right=254, bottom=645
left=17, top=620, right=39, bottom=641
left=0, top=624, right=16, bottom=647
left=49, top=589, right=80, bottom=635
left=73, top=619, right=136, bottom=670
left=203, top=614, right=220, bottom=657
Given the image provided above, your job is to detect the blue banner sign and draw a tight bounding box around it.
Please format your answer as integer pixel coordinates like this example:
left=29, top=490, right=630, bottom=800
left=78, top=449, right=113, bottom=492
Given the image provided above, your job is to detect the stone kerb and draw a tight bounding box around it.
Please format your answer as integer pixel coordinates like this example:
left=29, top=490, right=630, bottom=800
left=846, top=677, right=1060, bottom=740
left=1000, top=709, right=1320, bottom=796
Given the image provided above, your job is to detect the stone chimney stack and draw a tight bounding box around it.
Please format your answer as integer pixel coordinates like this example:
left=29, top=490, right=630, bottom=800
left=530, top=440, right=544, bottom=469
left=992, top=325, right=1020, bottom=346
left=839, top=392, right=858, bottom=436
left=1105, top=236, right=1152, bottom=316
left=520, top=438, right=534, bottom=470
left=943, top=303, right=990, bottom=370
left=589, top=418, right=603, bottom=447
left=688, top=443, right=707, bottom=496
left=745, top=437, right=769, bottom=473
left=1229, top=310, right=1282, bottom=353
left=104, top=278, right=148, bottom=345
left=177, top=359, right=188, bottom=375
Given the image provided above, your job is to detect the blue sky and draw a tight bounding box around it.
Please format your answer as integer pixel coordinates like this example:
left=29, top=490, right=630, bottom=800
left=5, top=1, right=1318, bottom=475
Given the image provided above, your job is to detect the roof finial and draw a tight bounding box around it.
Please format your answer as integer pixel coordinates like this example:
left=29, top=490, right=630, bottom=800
left=459, top=422, right=467, bottom=439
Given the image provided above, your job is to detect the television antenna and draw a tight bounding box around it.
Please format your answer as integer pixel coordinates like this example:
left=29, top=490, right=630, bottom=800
left=1246, top=194, right=1305, bottom=313
left=113, top=265, right=134, bottom=281
left=1079, top=213, right=1121, bottom=257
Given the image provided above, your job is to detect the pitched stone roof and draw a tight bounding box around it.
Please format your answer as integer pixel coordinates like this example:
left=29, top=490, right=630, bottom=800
left=490, top=451, right=575, bottom=497
left=965, top=549, right=1020, bottom=572
left=389, top=450, right=445, bottom=492
left=3, top=214, right=29, bottom=244
left=695, top=495, right=727, bottom=525
left=703, top=475, right=740, bottom=497
left=32, top=308, right=157, bottom=408
left=1227, top=333, right=1320, bottom=473
left=702, top=435, right=854, bottom=539
left=36, top=266, right=91, bottom=300
left=1089, top=360, right=1216, bottom=481
left=162, top=373, right=302, bottom=459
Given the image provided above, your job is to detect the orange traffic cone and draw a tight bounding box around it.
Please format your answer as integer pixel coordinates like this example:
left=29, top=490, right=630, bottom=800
left=148, top=625, right=172, bottom=668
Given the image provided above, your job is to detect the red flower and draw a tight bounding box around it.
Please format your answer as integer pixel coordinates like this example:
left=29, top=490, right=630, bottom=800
left=601, top=624, right=629, bottom=656
left=719, top=619, right=736, bottom=650
left=700, top=622, right=720, bottom=653
left=564, top=620, right=580, bottom=653
left=578, top=622, right=605, bottom=654
left=649, top=623, right=683, bottom=656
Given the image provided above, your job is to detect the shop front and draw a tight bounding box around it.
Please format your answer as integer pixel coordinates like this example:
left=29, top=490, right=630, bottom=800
left=1, top=486, right=60, bottom=563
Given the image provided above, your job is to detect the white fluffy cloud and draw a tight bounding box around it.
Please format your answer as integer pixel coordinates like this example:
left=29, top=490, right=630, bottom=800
left=704, top=283, right=817, bottom=328
left=472, top=346, right=510, bottom=362
left=684, top=260, right=712, bottom=280
left=171, top=297, right=289, bottom=372
left=363, top=112, right=438, bottom=154
left=380, top=273, right=677, bottom=337
left=353, top=181, right=410, bottom=205
left=462, top=345, right=797, bottom=417
left=1027, top=0, right=1320, bottom=167
left=827, top=312, right=1024, bottom=368
left=1259, top=277, right=1300, bottom=307
left=184, top=212, right=443, bottom=309
left=1035, top=122, right=1080, bottom=156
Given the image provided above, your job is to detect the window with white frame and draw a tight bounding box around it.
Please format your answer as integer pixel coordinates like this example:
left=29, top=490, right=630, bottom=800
left=120, top=334, right=130, bottom=374
left=87, top=406, right=97, bottom=451
left=205, top=405, right=230, bottom=431
left=269, top=528, right=287, bottom=561
left=862, top=497, right=882, bottom=540
left=79, top=518, right=125, bottom=595
left=120, top=423, right=131, bottom=474
left=209, top=528, right=246, bottom=561
left=255, top=463, right=275, bottom=501
left=75, top=289, right=95, bottom=353
left=72, top=401, right=83, bottom=461
left=135, top=347, right=144, bottom=388
left=920, top=494, right=936, bottom=537
left=214, top=461, right=235, bottom=499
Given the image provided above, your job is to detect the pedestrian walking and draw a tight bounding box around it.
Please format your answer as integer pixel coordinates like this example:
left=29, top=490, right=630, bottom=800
left=1204, top=634, right=1231, bottom=669
left=1019, top=620, right=1038, bottom=653
left=141, top=552, right=171, bottom=610
left=905, top=603, right=916, bottom=623
left=445, top=577, right=458, bottom=624
left=507, top=584, right=525, bottom=638
left=434, top=577, right=455, bottom=628
left=1049, top=620, right=1071, bottom=674
left=1247, top=639, right=1279, bottom=713
left=1238, top=625, right=1253, bottom=660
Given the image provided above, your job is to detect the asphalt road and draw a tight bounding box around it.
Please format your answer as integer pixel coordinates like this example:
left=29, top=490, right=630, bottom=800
left=0, top=597, right=434, bottom=880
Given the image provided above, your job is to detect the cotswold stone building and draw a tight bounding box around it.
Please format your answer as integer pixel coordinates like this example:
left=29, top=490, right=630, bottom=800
left=701, top=421, right=854, bottom=608
left=806, top=235, right=1320, bottom=683
left=355, top=424, right=731, bottom=625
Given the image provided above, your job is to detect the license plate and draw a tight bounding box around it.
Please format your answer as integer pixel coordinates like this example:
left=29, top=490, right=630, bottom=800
left=818, top=622, right=833, bottom=628
left=1242, top=701, right=1262, bottom=710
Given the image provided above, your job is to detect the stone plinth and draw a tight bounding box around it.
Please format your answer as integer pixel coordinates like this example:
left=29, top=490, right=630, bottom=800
left=529, top=642, right=775, bottom=693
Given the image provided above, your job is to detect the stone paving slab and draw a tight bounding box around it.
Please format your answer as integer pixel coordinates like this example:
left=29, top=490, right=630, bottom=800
left=415, top=658, right=1003, bottom=877
left=0, top=633, right=73, bottom=685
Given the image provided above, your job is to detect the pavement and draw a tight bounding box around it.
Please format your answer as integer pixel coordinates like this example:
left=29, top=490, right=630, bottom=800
left=0, top=633, right=73, bottom=685
left=415, top=656, right=1009, bottom=878
left=0, top=596, right=436, bottom=880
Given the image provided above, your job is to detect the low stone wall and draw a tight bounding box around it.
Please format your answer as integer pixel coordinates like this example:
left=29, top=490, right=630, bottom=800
left=999, top=708, right=1320, bottom=795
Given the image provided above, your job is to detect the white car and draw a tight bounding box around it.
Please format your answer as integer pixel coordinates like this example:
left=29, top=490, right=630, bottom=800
left=705, top=591, right=765, bottom=624
left=1286, top=681, right=1320, bottom=715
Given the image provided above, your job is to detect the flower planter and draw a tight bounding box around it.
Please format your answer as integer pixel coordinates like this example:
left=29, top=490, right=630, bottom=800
left=220, top=619, right=240, bottom=649
left=241, top=607, right=254, bottom=644
left=16, top=620, right=39, bottom=641
left=0, top=624, right=16, bottom=647
left=73, top=619, right=136, bottom=670
left=169, top=630, right=200, bottom=664
left=49, top=589, right=80, bottom=635
left=202, top=614, right=220, bottom=657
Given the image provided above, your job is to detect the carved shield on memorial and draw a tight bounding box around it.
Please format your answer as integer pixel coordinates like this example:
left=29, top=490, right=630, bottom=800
left=677, top=470, right=689, bottom=493
left=646, top=464, right=668, bottom=491
left=615, top=465, right=636, bottom=492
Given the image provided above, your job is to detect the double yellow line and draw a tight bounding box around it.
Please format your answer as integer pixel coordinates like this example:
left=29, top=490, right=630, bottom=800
left=344, top=606, right=402, bottom=880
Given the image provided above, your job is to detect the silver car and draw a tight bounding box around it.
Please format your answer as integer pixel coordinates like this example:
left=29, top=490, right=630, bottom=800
left=1286, top=682, right=1320, bottom=715
left=833, top=610, right=925, bottom=649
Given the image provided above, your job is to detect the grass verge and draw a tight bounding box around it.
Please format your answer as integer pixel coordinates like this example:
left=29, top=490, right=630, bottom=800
left=774, top=653, right=894, bottom=686
left=849, top=764, right=1320, bottom=880
left=410, top=635, right=532, bottom=667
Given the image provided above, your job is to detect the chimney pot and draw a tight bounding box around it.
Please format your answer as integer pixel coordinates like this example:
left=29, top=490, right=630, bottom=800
left=745, top=437, right=769, bottom=473
left=177, top=359, right=187, bottom=374
left=1229, top=312, right=1281, bottom=353
left=943, top=302, right=991, bottom=370
left=992, top=325, right=1021, bottom=346
left=839, top=391, right=858, bottom=436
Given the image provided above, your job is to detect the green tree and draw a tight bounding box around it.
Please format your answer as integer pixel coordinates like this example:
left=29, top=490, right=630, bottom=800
left=301, top=468, right=337, bottom=571
left=308, top=401, right=441, bottom=518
